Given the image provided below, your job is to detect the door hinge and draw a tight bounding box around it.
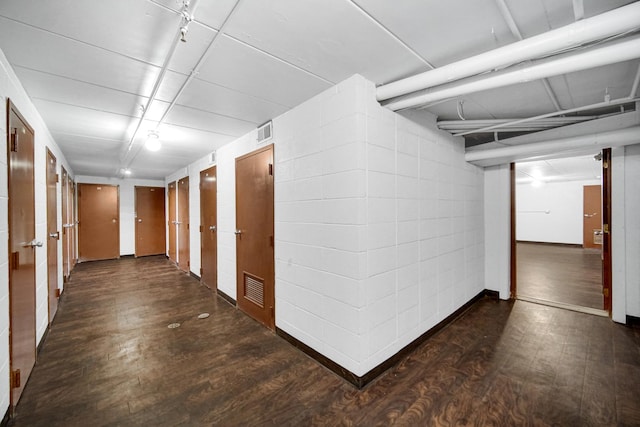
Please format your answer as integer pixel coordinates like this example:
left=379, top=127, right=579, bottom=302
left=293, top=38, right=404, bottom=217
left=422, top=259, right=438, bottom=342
left=56, top=173, right=60, bottom=183
left=10, top=128, right=18, bottom=152
left=10, top=369, right=20, bottom=389
left=268, top=163, right=273, bottom=176
left=270, top=235, right=274, bottom=247
left=199, top=225, right=203, bottom=233
left=271, top=306, right=275, bottom=318
left=603, top=288, right=610, bottom=297
left=55, top=288, right=61, bottom=298
left=200, top=267, right=203, bottom=276
left=10, top=252, right=19, bottom=270
left=603, top=160, right=609, bottom=169
left=187, top=261, right=190, bottom=267
left=603, top=224, right=609, bottom=234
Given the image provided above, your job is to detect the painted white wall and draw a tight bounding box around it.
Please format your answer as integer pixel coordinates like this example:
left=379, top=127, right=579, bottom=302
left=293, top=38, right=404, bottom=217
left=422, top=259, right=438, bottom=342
left=0, top=48, right=74, bottom=417
left=166, top=74, right=485, bottom=377
left=75, top=176, right=164, bottom=256
left=612, top=143, right=640, bottom=321
left=516, top=179, right=601, bottom=244
left=484, top=165, right=511, bottom=300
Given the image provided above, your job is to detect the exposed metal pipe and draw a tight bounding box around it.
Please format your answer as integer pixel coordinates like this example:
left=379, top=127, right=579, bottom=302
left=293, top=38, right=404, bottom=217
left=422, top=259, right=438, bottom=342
left=153, top=0, right=243, bottom=131
left=438, top=116, right=597, bottom=132
left=465, top=126, right=640, bottom=166
left=453, top=96, right=640, bottom=137
left=384, top=35, right=640, bottom=111
left=120, top=0, right=199, bottom=172
left=631, top=63, right=640, bottom=98
left=495, top=0, right=562, bottom=111
left=376, top=2, right=640, bottom=102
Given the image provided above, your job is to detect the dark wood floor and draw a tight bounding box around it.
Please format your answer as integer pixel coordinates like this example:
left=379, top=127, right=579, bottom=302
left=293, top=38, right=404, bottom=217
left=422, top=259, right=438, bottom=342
left=10, top=256, right=640, bottom=426
left=517, top=242, right=603, bottom=309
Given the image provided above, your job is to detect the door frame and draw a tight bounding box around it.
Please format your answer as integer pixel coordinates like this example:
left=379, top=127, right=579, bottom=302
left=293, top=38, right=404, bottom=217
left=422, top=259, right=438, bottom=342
left=45, top=148, right=59, bottom=323
left=177, top=176, right=190, bottom=273
left=510, top=154, right=613, bottom=315
left=235, top=144, right=275, bottom=329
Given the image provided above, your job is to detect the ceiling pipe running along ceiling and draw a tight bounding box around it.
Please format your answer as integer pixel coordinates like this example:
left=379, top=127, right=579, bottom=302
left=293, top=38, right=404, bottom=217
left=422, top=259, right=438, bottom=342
left=384, top=35, right=640, bottom=112
left=376, top=1, right=640, bottom=102
left=118, top=0, right=200, bottom=174
left=465, top=126, right=640, bottom=167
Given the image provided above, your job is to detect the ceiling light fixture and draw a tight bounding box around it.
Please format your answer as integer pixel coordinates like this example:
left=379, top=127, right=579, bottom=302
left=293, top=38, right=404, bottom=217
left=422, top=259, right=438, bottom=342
left=146, top=130, right=161, bottom=152
left=123, top=169, right=132, bottom=176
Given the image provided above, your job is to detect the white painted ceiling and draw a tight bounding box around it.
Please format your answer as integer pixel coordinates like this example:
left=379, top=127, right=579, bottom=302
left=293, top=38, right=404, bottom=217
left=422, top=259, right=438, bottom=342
left=0, top=0, right=637, bottom=179
left=516, top=154, right=603, bottom=184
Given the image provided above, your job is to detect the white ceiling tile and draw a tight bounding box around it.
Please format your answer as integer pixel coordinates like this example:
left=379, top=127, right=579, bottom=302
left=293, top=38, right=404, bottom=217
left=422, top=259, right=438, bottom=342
left=193, top=0, right=241, bottom=30
left=354, top=0, right=516, bottom=67
left=33, top=99, right=132, bottom=142
left=223, top=0, right=428, bottom=84
left=0, top=0, right=179, bottom=65
left=15, top=66, right=145, bottom=118
left=505, top=0, right=574, bottom=38
left=176, top=78, right=289, bottom=124
left=0, top=17, right=162, bottom=96
left=167, top=22, right=218, bottom=75
left=163, top=104, right=255, bottom=136
left=196, top=35, right=331, bottom=108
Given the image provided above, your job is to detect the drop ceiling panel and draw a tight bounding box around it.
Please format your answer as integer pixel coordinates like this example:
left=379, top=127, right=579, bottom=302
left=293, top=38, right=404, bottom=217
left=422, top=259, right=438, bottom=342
left=583, top=0, right=638, bottom=18
left=193, top=0, right=241, bottom=30
left=167, top=23, right=218, bottom=75
left=177, top=78, right=289, bottom=124
left=0, top=0, right=178, bottom=65
left=15, top=66, right=146, bottom=119
left=465, top=80, right=559, bottom=119
left=33, top=99, right=131, bottom=142
left=505, top=0, right=573, bottom=38
left=548, top=60, right=640, bottom=108
left=222, top=0, right=428, bottom=84
left=163, top=105, right=254, bottom=136
left=0, top=17, right=161, bottom=96
left=196, top=35, right=332, bottom=108
left=353, top=0, right=515, bottom=67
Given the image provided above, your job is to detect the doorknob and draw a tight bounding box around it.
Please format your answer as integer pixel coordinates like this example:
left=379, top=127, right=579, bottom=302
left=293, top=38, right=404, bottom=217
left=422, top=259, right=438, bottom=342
left=137, top=218, right=143, bottom=222
left=24, top=240, right=43, bottom=248
left=49, top=232, right=59, bottom=239
left=209, top=225, right=216, bottom=231
left=584, top=213, right=597, bottom=218
left=234, top=229, right=242, bottom=235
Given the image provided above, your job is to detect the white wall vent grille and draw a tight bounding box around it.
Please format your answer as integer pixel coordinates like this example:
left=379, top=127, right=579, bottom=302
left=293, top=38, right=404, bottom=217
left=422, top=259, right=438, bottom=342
left=257, top=121, right=272, bottom=144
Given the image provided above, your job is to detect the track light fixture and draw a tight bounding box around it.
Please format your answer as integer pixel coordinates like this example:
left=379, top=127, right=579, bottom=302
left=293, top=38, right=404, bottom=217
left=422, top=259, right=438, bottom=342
left=179, top=0, right=193, bottom=43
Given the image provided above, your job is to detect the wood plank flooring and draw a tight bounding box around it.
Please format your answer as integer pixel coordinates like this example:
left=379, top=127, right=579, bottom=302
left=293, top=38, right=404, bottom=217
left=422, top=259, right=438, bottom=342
left=10, top=256, right=640, bottom=426
left=517, top=242, right=603, bottom=309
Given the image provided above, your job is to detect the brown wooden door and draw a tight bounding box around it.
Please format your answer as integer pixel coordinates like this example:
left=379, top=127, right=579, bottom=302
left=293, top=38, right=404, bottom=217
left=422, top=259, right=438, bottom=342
left=168, top=181, right=177, bottom=263
left=71, top=180, right=77, bottom=269
left=236, top=145, right=275, bottom=329
left=46, top=149, right=59, bottom=322
left=177, top=177, right=190, bottom=272
left=583, top=185, right=602, bottom=249
left=135, top=186, right=166, bottom=257
left=61, top=167, right=70, bottom=280
left=8, top=101, right=37, bottom=409
left=200, top=166, right=217, bottom=289
left=77, top=184, right=120, bottom=261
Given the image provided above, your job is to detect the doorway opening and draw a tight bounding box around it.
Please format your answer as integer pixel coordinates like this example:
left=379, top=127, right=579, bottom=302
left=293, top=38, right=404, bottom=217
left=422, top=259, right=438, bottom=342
left=512, top=152, right=611, bottom=316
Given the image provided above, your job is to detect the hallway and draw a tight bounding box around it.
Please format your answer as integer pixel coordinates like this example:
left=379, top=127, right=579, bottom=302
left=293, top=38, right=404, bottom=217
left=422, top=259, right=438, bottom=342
left=10, top=257, right=640, bottom=426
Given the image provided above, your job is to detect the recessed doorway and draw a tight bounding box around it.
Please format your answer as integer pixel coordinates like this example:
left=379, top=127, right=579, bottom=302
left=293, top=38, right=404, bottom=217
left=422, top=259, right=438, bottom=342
left=512, top=153, right=611, bottom=315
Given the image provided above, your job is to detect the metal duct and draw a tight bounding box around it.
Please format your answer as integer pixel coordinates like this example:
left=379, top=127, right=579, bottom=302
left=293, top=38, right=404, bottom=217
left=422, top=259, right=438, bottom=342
left=465, top=126, right=640, bottom=167
left=384, top=36, right=640, bottom=111
left=376, top=1, right=640, bottom=102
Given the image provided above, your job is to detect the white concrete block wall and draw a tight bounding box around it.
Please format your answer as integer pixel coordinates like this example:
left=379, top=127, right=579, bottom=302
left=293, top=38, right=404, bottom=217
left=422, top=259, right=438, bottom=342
left=275, top=75, right=369, bottom=373
left=360, top=91, right=485, bottom=374
left=623, top=144, right=640, bottom=317
left=75, top=176, right=164, bottom=257
left=0, top=48, right=74, bottom=417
